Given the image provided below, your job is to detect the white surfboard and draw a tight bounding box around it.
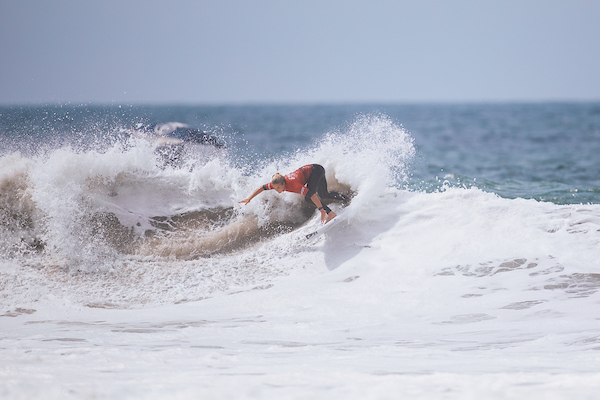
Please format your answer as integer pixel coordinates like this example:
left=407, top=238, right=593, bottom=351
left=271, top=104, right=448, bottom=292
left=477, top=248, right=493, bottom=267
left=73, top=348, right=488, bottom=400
left=305, top=210, right=348, bottom=240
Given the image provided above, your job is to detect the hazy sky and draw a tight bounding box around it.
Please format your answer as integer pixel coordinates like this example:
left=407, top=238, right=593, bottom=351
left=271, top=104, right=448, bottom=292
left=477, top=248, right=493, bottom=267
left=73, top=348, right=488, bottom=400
left=1, top=0, right=599, bottom=105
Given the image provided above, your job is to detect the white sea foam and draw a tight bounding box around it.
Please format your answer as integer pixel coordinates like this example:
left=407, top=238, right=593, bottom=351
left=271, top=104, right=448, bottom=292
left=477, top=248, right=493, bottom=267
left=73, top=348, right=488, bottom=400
left=2, top=115, right=600, bottom=399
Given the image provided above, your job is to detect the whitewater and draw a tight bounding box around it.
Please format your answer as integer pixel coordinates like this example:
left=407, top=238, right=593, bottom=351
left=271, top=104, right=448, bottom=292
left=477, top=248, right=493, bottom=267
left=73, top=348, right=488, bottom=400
left=1, top=105, right=600, bottom=399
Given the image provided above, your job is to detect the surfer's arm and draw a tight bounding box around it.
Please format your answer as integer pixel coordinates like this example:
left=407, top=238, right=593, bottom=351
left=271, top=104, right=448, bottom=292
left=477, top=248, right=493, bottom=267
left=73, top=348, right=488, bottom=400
left=239, top=186, right=265, bottom=205
left=311, top=193, right=329, bottom=223
left=311, top=193, right=324, bottom=210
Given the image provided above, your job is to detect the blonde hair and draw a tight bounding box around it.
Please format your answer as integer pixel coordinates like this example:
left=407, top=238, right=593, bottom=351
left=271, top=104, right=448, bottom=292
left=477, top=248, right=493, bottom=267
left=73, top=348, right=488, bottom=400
left=271, top=173, right=286, bottom=186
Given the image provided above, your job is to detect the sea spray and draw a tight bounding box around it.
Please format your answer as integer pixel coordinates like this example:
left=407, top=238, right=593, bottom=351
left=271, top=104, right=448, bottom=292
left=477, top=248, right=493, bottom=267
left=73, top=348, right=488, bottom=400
left=234, top=113, right=415, bottom=223
left=0, top=112, right=419, bottom=307
left=0, top=154, right=41, bottom=257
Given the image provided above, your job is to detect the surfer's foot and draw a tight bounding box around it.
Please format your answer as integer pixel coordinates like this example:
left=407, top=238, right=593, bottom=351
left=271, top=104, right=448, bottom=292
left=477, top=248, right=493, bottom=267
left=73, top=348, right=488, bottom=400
left=325, top=211, right=337, bottom=224
left=332, top=192, right=349, bottom=204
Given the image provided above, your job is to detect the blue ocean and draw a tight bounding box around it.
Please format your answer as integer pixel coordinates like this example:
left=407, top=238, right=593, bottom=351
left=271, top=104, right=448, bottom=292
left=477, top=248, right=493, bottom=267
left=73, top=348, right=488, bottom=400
left=1, top=103, right=600, bottom=399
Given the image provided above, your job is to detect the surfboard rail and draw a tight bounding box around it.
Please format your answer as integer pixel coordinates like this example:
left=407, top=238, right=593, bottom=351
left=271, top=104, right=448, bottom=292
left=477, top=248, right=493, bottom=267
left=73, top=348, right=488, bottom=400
left=305, top=210, right=347, bottom=239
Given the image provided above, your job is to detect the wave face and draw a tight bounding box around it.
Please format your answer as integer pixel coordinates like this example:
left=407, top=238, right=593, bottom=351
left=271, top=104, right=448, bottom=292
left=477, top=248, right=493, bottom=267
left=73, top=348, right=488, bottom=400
left=0, top=110, right=418, bottom=307
left=1, top=105, right=599, bottom=308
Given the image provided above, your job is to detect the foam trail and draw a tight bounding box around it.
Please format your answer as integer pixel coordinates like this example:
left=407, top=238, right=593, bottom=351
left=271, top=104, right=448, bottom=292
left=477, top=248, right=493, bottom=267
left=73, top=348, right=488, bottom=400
left=136, top=216, right=270, bottom=259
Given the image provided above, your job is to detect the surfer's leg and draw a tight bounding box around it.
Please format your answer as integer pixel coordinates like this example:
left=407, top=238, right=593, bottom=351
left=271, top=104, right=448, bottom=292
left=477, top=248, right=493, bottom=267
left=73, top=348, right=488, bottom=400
left=311, top=166, right=348, bottom=203
left=305, top=165, right=332, bottom=213
left=305, top=164, right=325, bottom=194
left=319, top=183, right=348, bottom=202
left=305, top=191, right=331, bottom=214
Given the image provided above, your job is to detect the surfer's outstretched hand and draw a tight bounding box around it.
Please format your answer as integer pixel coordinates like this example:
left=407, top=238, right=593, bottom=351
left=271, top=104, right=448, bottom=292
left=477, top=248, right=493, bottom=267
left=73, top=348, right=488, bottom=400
left=239, top=186, right=264, bottom=206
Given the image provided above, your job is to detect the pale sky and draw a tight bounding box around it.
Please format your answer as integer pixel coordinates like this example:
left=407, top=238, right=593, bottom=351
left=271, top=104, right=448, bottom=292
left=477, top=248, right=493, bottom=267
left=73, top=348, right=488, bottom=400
left=1, top=0, right=599, bottom=105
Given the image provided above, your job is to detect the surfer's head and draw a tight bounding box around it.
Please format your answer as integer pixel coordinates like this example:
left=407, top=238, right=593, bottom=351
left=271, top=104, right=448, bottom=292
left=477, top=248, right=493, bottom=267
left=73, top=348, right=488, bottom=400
left=271, top=173, right=286, bottom=193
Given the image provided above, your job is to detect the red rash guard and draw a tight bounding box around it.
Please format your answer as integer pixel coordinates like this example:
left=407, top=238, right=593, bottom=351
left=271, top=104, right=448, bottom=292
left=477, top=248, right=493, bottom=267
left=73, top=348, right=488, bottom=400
left=263, top=165, right=313, bottom=196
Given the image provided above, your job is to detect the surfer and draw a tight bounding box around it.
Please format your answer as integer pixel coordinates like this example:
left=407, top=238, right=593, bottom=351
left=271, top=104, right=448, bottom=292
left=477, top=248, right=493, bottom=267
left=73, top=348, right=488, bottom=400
left=239, top=164, right=348, bottom=224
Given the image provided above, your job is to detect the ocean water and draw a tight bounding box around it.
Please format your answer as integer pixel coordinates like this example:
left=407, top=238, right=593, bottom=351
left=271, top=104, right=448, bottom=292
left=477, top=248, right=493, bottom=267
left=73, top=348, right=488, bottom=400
left=1, top=103, right=600, bottom=399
